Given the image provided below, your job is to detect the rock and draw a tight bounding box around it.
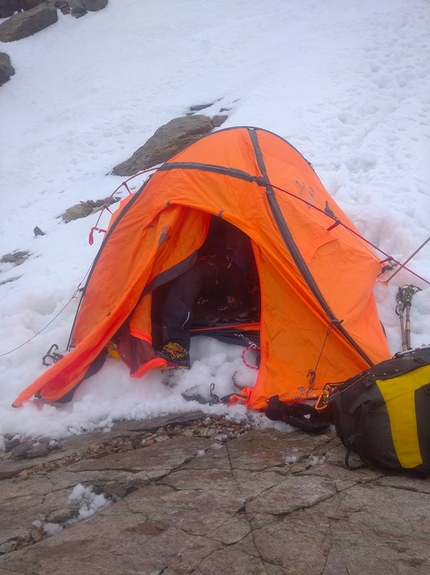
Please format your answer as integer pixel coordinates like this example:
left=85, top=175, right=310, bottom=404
left=4, top=438, right=21, bottom=453
left=0, top=2, right=58, bottom=43
left=0, top=53, right=15, bottom=87
left=70, top=5, right=87, bottom=18
left=26, top=441, right=50, bottom=459
left=10, top=442, right=32, bottom=459
left=0, top=251, right=30, bottom=265
left=1, top=415, right=430, bottom=574
left=60, top=202, right=94, bottom=222
left=54, top=1, right=70, bottom=15
left=33, top=226, right=45, bottom=237
left=59, top=197, right=117, bottom=223
left=20, top=0, right=47, bottom=10
left=189, top=102, right=215, bottom=112
left=112, top=115, right=215, bottom=177
left=0, top=1, right=21, bottom=18
left=81, top=0, right=108, bottom=10
left=212, top=114, right=228, bottom=128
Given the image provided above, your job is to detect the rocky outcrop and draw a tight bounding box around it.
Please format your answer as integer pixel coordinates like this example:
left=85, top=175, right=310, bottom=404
left=112, top=115, right=216, bottom=177
left=0, top=2, right=58, bottom=43
left=0, top=53, right=14, bottom=86
left=1, top=411, right=429, bottom=574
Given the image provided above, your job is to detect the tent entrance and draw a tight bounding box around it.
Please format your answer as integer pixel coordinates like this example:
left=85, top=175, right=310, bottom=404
left=150, top=215, right=261, bottom=351
left=189, top=281, right=260, bottom=347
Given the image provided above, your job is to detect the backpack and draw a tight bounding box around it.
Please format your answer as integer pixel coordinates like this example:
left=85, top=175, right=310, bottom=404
left=327, top=346, right=430, bottom=476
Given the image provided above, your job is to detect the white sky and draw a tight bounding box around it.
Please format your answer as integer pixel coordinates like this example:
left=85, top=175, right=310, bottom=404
left=1, top=0, right=429, bottom=440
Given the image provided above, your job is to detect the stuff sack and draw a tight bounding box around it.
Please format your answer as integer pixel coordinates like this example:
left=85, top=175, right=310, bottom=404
left=329, top=346, right=430, bottom=475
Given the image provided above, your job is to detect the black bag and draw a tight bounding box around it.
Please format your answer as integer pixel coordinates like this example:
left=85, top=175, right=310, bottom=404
left=265, top=395, right=331, bottom=433
left=329, top=346, right=430, bottom=475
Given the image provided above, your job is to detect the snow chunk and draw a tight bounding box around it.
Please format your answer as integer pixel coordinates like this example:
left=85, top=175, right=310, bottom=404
left=285, top=455, right=298, bottom=464
left=307, top=455, right=326, bottom=466
left=69, top=483, right=87, bottom=500
left=68, top=483, right=113, bottom=521
left=43, top=522, right=63, bottom=536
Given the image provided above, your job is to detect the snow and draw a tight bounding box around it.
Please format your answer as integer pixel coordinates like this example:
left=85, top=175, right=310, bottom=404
left=1, top=0, right=429, bottom=441
left=69, top=483, right=112, bottom=521
left=31, top=483, right=112, bottom=537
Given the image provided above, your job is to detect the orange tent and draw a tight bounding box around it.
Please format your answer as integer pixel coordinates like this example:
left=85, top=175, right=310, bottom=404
left=13, top=127, right=390, bottom=410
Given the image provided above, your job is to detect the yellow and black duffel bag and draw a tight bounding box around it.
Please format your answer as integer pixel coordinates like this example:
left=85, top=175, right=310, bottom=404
left=328, top=346, right=430, bottom=476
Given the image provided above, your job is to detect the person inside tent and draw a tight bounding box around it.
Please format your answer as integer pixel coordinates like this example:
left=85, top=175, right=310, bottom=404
left=155, top=217, right=256, bottom=369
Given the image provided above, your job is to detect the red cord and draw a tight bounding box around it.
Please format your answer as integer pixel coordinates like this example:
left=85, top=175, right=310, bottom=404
left=242, top=345, right=261, bottom=370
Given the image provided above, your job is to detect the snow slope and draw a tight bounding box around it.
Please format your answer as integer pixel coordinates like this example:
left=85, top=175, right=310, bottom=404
left=0, top=0, right=429, bottom=439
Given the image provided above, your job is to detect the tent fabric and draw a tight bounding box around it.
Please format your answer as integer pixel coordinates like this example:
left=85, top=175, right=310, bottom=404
left=13, top=126, right=390, bottom=410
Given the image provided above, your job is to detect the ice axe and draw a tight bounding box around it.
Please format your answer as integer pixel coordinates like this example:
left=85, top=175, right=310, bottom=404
left=395, top=285, right=422, bottom=351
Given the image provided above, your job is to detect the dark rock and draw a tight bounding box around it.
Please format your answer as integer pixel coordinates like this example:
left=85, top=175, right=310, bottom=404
left=0, top=0, right=21, bottom=18
left=10, top=442, right=32, bottom=459
left=0, top=2, right=58, bottom=43
left=112, top=115, right=214, bottom=177
left=54, top=1, right=70, bottom=15
left=189, top=102, right=215, bottom=112
left=33, top=226, right=45, bottom=237
left=212, top=114, right=228, bottom=128
left=26, top=441, right=51, bottom=459
left=0, top=52, right=15, bottom=87
left=81, top=0, right=108, bottom=10
left=4, top=438, right=21, bottom=453
left=19, top=0, right=46, bottom=10
left=71, top=6, right=87, bottom=18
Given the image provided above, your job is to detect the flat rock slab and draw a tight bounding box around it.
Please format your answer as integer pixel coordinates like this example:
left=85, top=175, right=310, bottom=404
left=1, top=414, right=430, bottom=574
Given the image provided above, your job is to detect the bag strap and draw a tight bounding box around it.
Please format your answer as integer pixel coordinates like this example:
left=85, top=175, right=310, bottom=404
left=344, top=402, right=374, bottom=470
left=265, top=395, right=331, bottom=433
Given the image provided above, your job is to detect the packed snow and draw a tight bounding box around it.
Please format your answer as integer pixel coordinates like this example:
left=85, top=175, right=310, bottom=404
left=1, top=0, right=429, bottom=441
